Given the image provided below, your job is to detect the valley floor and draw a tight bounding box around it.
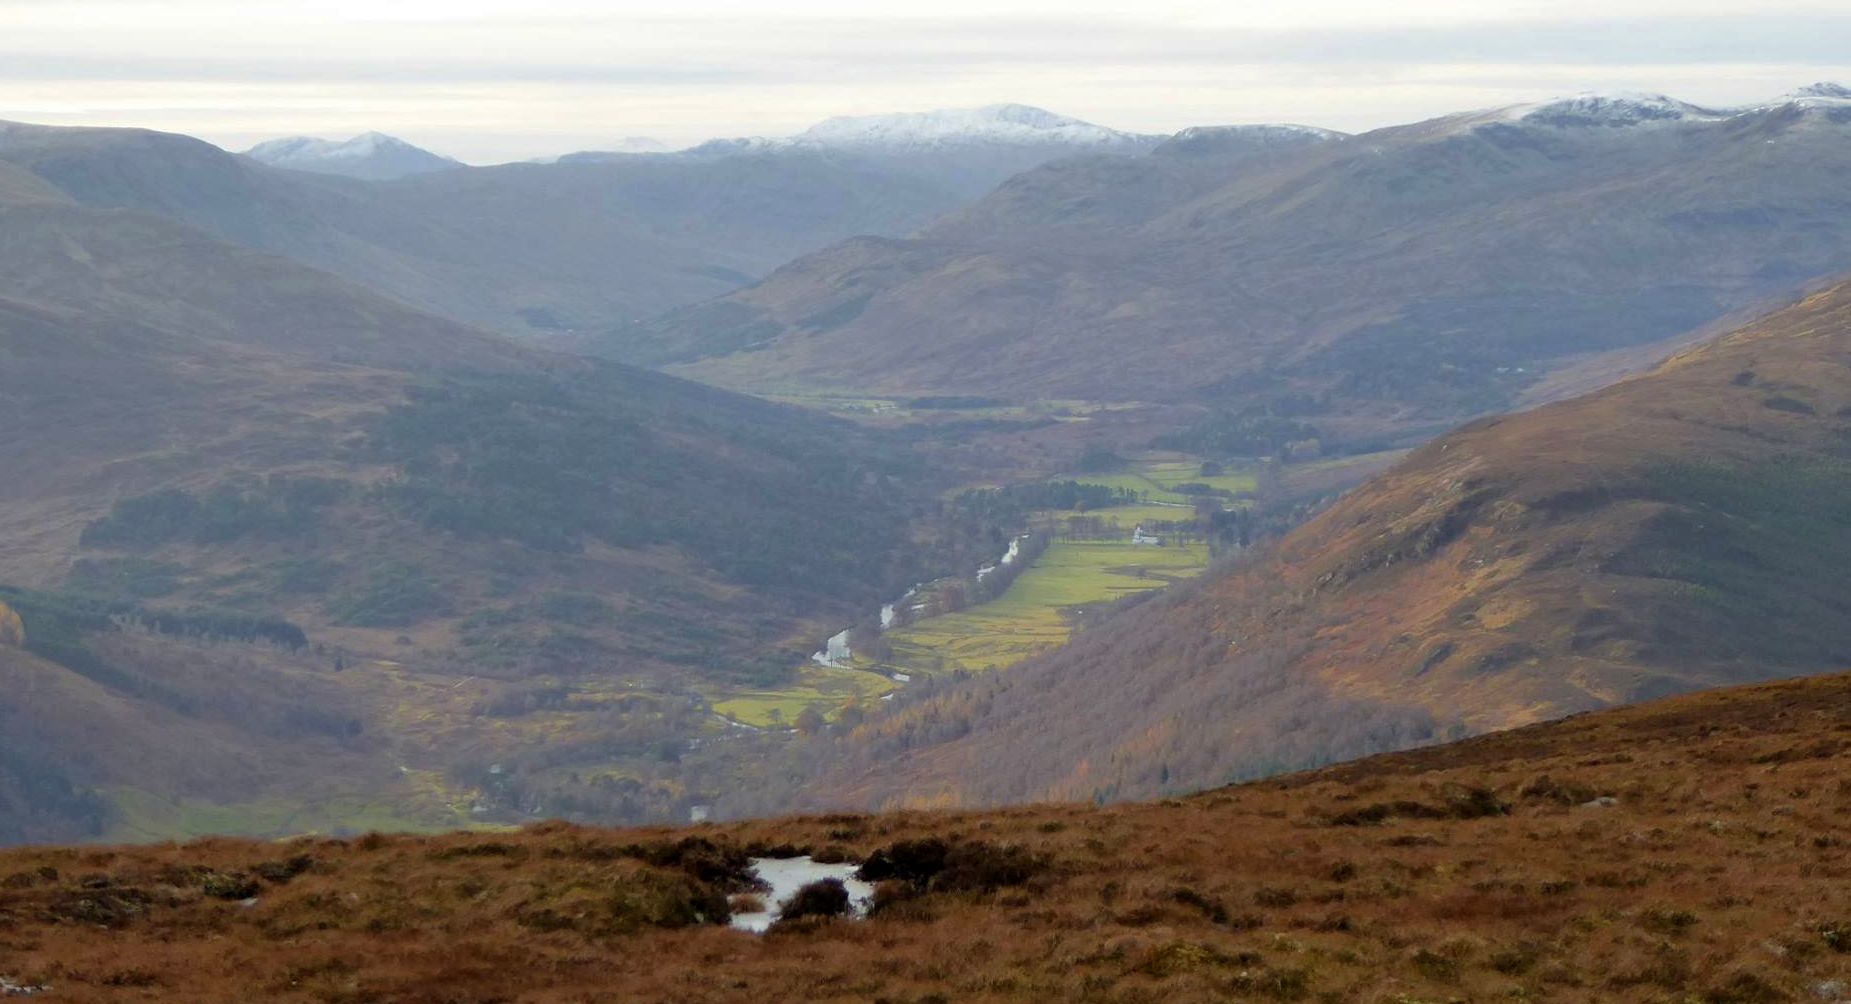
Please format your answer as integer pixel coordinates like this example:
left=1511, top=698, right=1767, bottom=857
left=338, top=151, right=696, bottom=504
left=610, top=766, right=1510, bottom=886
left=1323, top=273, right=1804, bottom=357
left=0, top=671, right=1844, bottom=1002
left=711, top=454, right=1232, bottom=729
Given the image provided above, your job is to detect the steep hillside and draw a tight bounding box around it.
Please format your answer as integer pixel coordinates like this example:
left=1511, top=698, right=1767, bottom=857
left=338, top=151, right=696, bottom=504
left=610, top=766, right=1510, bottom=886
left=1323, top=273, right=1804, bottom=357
left=0, top=670, right=1844, bottom=1002
left=0, top=110, right=1148, bottom=338
left=652, top=88, right=1851, bottom=445
left=0, top=165, right=951, bottom=840
left=788, top=274, right=1851, bottom=811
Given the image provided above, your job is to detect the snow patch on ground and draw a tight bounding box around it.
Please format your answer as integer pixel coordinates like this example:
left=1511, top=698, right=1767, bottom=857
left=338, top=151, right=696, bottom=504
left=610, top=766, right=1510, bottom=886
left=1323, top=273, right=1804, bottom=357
left=728, top=857, right=874, bottom=933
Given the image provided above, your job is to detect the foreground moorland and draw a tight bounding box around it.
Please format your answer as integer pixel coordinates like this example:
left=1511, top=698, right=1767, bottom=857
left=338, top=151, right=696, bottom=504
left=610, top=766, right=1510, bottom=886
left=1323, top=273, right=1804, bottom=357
left=0, top=670, right=1844, bottom=1003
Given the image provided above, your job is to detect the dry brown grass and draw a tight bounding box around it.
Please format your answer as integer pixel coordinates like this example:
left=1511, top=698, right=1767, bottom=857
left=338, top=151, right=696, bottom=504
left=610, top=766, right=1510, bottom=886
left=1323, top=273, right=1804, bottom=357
left=1, top=671, right=1845, bottom=1002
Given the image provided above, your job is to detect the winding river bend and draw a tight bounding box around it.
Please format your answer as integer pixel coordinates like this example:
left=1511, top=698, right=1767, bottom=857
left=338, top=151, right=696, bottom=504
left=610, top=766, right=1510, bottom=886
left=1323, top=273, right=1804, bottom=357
left=811, top=534, right=1031, bottom=670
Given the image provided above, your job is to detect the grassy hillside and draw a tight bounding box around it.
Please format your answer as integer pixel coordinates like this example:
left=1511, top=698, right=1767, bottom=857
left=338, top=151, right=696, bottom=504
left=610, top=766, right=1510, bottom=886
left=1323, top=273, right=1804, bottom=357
left=0, top=669, right=1843, bottom=1001
left=788, top=275, right=1851, bottom=810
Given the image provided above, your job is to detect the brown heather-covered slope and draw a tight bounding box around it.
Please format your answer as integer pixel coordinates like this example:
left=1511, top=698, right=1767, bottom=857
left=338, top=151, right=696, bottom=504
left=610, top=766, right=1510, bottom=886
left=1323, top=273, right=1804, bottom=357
left=788, top=275, right=1851, bottom=812
left=649, top=93, right=1851, bottom=445
left=0, top=671, right=1845, bottom=1003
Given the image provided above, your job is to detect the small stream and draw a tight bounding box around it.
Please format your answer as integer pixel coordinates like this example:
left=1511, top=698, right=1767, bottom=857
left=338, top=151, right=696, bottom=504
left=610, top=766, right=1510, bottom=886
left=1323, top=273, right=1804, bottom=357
left=813, top=534, right=1030, bottom=669
left=728, top=857, right=874, bottom=933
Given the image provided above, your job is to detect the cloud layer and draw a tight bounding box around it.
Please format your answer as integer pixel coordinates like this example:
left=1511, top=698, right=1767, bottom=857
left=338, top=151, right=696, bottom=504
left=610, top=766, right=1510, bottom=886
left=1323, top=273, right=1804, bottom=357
left=1, top=1, right=1847, bottom=162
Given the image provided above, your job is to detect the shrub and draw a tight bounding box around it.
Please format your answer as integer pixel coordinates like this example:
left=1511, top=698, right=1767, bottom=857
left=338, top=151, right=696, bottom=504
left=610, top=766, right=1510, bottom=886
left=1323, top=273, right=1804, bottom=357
left=513, top=869, right=730, bottom=934
left=857, top=838, right=950, bottom=885
left=200, top=871, right=260, bottom=900
left=778, top=879, right=850, bottom=921
left=935, top=842, right=1041, bottom=893
left=857, top=838, right=1043, bottom=896
left=1169, top=886, right=1230, bottom=924
left=868, top=880, right=929, bottom=919
left=1437, top=782, right=1510, bottom=819
left=634, top=837, right=754, bottom=889
left=253, top=856, right=314, bottom=884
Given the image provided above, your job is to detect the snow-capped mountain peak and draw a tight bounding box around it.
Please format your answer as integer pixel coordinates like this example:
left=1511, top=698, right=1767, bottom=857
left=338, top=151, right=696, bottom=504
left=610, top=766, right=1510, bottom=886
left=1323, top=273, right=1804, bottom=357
left=606, top=136, right=673, bottom=153
left=1791, top=82, right=1851, bottom=102
left=243, top=132, right=461, bottom=181
left=794, top=104, right=1144, bottom=149
left=1507, top=93, right=1727, bottom=129
left=1157, top=123, right=1346, bottom=157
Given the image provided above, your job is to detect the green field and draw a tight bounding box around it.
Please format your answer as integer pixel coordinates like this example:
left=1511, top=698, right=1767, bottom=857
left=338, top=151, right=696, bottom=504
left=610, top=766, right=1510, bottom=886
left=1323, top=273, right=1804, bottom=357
left=876, top=538, right=1209, bottom=677
left=709, top=664, right=896, bottom=729
left=702, top=457, right=1237, bottom=729
left=1046, top=502, right=1201, bottom=530
left=1069, top=457, right=1258, bottom=504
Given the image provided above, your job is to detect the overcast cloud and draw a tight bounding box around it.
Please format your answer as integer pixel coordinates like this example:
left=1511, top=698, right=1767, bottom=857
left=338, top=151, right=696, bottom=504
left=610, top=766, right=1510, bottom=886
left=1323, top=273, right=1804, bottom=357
left=2, top=0, right=1847, bottom=162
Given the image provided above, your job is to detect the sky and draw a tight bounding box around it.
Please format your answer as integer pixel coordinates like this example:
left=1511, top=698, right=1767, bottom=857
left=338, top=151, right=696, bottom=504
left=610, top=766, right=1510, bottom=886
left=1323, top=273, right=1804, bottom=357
left=2, top=0, right=1849, bottom=163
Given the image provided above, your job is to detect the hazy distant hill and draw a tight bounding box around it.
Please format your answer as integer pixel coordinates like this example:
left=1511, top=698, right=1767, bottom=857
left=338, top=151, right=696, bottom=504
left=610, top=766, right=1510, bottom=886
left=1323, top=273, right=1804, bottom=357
left=244, top=132, right=464, bottom=181
left=563, top=103, right=1160, bottom=190
left=788, top=272, right=1851, bottom=812
left=0, top=158, right=943, bottom=841
left=645, top=88, right=1851, bottom=446
left=0, top=106, right=1153, bottom=338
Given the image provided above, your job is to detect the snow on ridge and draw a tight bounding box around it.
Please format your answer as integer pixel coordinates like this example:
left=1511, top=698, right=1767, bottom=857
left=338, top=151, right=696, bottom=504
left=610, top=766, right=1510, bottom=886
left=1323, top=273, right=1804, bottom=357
left=793, top=103, right=1146, bottom=149
left=1474, top=83, right=1851, bottom=132
left=1504, top=92, right=1729, bottom=128
left=606, top=136, right=673, bottom=153
left=244, top=132, right=461, bottom=177
left=1158, top=123, right=1347, bottom=155
left=1763, top=82, right=1851, bottom=112
left=1791, top=82, right=1851, bottom=101
left=1170, top=123, right=1344, bottom=141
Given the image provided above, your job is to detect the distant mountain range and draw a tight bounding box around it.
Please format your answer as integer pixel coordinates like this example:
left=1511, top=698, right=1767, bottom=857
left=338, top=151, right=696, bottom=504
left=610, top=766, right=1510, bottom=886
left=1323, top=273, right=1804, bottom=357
left=636, top=85, right=1851, bottom=447
left=0, top=105, right=1152, bottom=338
left=789, top=272, right=1851, bottom=813
left=562, top=103, right=1158, bottom=161
left=244, top=132, right=464, bottom=180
